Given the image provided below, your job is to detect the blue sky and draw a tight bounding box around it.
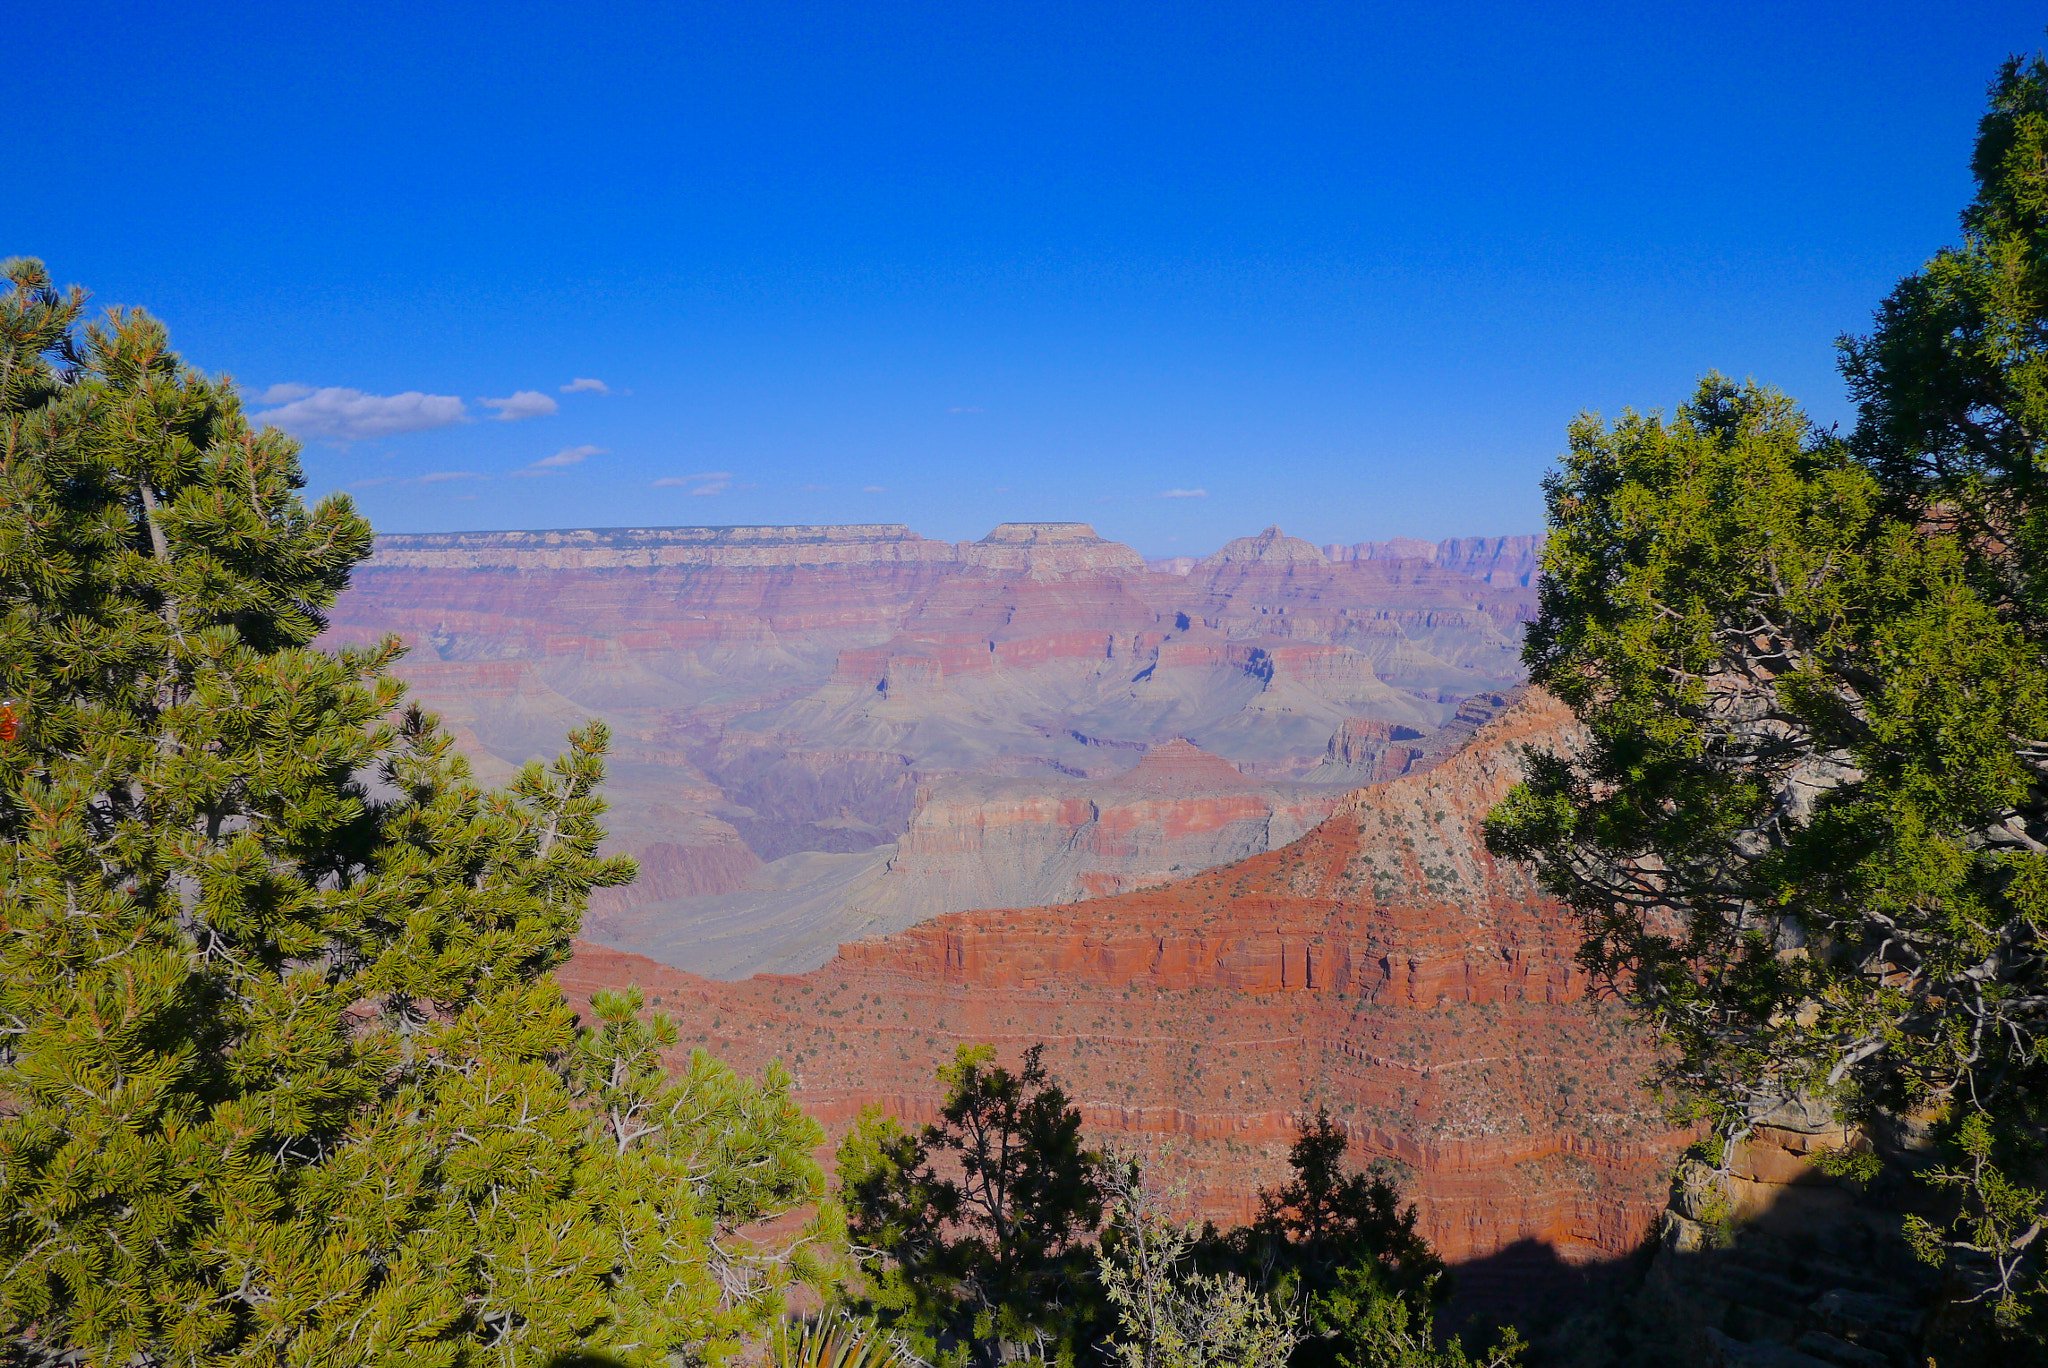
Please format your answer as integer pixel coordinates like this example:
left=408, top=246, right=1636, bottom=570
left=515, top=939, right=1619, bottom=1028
left=17, top=2, right=2043, bottom=553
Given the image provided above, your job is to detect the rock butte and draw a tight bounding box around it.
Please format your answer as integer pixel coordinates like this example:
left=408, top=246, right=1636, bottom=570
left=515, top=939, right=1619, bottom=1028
left=326, top=522, right=1546, bottom=977
left=556, top=689, right=1689, bottom=1298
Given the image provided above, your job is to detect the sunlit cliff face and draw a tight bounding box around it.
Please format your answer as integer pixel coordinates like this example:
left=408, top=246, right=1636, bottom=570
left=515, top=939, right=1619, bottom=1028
left=556, top=691, right=1687, bottom=1292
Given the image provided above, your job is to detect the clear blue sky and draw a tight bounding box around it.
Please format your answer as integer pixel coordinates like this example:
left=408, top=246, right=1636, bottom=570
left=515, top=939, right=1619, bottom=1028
left=17, top=2, right=2043, bottom=553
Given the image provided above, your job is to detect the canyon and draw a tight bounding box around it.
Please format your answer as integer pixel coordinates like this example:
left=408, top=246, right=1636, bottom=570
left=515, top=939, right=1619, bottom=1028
left=554, top=690, right=1688, bottom=1287
left=332, top=518, right=1695, bottom=1313
left=325, top=520, right=1542, bottom=976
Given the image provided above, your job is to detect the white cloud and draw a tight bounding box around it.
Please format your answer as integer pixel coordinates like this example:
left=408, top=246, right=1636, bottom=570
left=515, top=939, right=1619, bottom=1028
left=256, top=387, right=467, bottom=441
left=689, top=481, right=730, bottom=496
left=252, top=382, right=314, bottom=404
left=1159, top=488, right=1208, bottom=499
left=561, top=377, right=611, bottom=394
left=415, top=471, right=484, bottom=484
left=478, top=391, right=559, bottom=421
left=534, top=444, right=604, bottom=468
left=862, top=485, right=887, bottom=492
left=651, top=477, right=690, bottom=487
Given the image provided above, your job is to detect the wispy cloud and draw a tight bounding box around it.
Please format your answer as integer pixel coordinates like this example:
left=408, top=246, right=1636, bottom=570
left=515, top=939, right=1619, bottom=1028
left=799, top=483, right=830, bottom=491
left=251, top=382, right=315, bottom=404
left=948, top=405, right=984, bottom=414
left=862, top=485, right=887, bottom=493
left=347, top=475, right=398, bottom=489
left=507, top=446, right=602, bottom=479
left=653, top=469, right=733, bottom=495
left=478, top=391, right=559, bottom=421
left=1159, top=488, right=1208, bottom=499
left=256, top=387, right=467, bottom=441
left=415, top=471, right=485, bottom=484
left=560, top=377, right=611, bottom=394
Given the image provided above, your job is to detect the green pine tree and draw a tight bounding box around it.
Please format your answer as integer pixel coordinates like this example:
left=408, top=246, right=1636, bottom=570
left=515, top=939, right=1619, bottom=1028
left=0, top=259, right=823, bottom=1367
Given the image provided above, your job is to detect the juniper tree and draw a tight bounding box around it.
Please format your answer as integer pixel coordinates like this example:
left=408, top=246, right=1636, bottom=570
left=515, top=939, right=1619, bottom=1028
left=1482, top=383, right=2048, bottom=1352
left=1484, top=46, right=2048, bottom=1336
left=836, top=1045, right=1104, bottom=1367
left=0, top=259, right=822, bottom=1366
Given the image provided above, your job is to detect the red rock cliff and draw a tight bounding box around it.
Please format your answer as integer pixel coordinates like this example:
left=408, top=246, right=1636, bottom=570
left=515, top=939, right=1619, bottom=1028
left=556, top=689, right=1685, bottom=1271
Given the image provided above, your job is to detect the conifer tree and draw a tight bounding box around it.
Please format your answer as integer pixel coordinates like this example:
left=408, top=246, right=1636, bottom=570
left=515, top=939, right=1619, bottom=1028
left=0, top=259, right=822, bottom=1366
left=1484, top=43, right=2048, bottom=1340
left=837, top=1045, right=1103, bottom=1367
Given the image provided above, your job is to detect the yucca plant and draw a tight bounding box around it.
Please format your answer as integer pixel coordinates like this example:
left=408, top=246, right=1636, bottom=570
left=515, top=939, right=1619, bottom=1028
left=773, top=1315, right=934, bottom=1368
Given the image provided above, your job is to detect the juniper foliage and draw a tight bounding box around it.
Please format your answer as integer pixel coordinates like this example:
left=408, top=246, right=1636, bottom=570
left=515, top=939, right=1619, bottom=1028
left=0, top=259, right=821, bottom=1366
left=836, top=1045, right=1104, bottom=1368
left=1484, top=44, right=2048, bottom=1334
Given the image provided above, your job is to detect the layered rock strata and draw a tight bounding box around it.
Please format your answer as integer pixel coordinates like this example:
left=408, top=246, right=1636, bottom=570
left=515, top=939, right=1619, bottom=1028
left=328, top=521, right=1542, bottom=975
left=1323, top=534, right=1545, bottom=588
left=555, top=690, right=1688, bottom=1277
left=599, top=737, right=1353, bottom=978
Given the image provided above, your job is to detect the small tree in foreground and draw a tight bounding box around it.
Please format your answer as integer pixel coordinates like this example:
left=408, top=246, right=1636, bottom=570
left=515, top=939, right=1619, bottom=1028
left=1096, top=1154, right=1299, bottom=1368
left=1196, top=1112, right=1513, bottom=1368
left=836, top=1045, right=1104, bottom=1366
left=0, top=259, right=821, bottom=1366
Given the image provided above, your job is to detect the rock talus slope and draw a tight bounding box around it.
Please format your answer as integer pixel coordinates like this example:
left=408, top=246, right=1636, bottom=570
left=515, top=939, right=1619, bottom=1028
left=557, top=689, right=1687, bottom=1272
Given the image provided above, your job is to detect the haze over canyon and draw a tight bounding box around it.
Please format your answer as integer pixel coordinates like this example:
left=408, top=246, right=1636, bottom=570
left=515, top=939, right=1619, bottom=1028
left=326, top=521, right=1543, bottom=976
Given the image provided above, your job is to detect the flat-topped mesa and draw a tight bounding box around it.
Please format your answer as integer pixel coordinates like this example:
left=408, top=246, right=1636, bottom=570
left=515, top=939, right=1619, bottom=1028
left=1195, top=525, right=1329, bottom=571
left=365, top=524, right=960, bottom=570
left=959, top=522, right=1148, bottom=577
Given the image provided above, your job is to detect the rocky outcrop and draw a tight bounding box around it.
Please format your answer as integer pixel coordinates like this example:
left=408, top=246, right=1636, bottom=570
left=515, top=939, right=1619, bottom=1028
left=1305, top=689, right=1523, bottom=785
left=1506, top=1112, right=1951, bottom=1368
left=960, top=522, right=1149, bottom=577
left=1196, top=525, right=1332, bottom=570
left=556, top=690, right=1688, bottom=1286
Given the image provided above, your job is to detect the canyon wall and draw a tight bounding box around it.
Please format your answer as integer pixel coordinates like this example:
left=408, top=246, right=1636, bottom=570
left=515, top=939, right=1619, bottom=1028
left=555, top=690, right=1688, bottom=1276
left=1323, top=534, right=1545, bottom=588
left=327, top=521, right=1543, bottom=977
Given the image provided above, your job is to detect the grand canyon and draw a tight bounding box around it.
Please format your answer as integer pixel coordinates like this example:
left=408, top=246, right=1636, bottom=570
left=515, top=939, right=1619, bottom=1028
left=326, top=519, right=1684, bottom=1306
